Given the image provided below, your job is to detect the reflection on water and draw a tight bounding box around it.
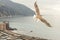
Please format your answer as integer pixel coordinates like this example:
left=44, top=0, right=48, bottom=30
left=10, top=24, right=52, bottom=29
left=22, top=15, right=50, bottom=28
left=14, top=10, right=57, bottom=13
left=0, top=15, right=60, bottom=40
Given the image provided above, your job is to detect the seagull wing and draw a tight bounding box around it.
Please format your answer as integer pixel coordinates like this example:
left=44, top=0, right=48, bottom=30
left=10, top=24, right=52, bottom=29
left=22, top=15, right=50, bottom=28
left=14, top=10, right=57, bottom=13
left=34, top=1, right=40, bottom=15
left=39, top=17, right=52, bottom=27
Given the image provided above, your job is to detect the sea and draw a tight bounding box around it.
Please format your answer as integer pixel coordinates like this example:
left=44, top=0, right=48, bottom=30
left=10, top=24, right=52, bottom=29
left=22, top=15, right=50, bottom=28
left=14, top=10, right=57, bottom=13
left=0, top=15, right=60, bottom=40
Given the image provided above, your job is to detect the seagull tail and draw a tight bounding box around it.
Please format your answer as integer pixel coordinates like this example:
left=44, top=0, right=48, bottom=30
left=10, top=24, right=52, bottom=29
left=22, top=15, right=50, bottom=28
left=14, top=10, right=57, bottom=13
left=33, top=15, right=40, bottom=22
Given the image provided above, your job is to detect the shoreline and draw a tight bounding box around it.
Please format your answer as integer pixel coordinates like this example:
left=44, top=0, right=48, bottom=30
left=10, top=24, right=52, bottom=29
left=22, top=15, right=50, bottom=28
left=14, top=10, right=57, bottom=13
left=0, top=30, right=48, bottom=40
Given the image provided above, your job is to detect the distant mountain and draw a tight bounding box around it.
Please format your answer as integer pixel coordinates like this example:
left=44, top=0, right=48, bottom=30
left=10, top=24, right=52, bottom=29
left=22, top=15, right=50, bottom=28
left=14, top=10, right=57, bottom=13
left=0, top=5, right=17, bottom=17
left=0, top=0, right=34, bottom=17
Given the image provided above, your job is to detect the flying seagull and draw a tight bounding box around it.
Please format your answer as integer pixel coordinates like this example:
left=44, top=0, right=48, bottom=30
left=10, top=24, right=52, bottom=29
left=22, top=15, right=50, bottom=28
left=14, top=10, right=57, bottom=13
left=33, top=0, right=52, bottom=27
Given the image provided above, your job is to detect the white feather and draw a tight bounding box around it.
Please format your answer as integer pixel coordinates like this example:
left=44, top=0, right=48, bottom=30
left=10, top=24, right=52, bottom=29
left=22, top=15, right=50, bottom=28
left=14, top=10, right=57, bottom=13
left=33, top=15, right=40, bottom=22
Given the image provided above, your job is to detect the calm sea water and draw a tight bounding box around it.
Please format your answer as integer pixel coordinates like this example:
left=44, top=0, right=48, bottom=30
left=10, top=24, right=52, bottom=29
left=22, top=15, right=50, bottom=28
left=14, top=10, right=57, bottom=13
left=0, top=15, right=60, bottom=40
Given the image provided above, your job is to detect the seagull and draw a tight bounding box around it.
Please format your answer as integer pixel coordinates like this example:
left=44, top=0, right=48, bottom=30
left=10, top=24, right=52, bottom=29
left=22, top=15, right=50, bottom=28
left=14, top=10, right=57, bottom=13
left=33, top=0, right=52, bottom=27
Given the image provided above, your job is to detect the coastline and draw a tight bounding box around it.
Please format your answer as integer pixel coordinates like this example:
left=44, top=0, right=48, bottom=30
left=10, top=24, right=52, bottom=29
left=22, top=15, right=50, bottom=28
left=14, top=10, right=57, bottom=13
left=0, top=30, right=48, bottom=40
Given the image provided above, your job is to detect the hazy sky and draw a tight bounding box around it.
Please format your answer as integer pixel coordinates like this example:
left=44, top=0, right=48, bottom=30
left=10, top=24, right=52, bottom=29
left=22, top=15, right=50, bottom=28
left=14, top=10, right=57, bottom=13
left=11, top=0, right=60, bottom=15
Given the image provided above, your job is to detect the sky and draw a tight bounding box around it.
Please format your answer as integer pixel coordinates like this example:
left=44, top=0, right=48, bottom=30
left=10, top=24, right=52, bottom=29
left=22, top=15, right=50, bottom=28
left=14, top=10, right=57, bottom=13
left=10, top=0, right=60, bottom=15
